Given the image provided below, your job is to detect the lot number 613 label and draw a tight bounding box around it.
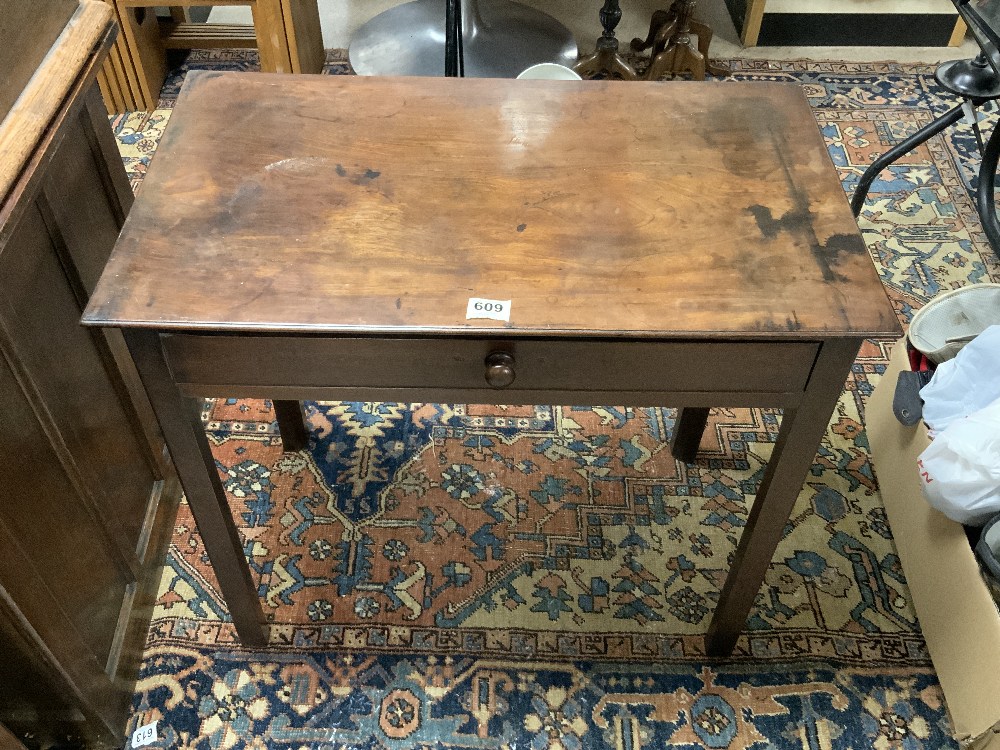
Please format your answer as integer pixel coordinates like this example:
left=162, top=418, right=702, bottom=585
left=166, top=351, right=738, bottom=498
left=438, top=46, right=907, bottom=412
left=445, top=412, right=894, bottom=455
left=132, top=721, right=157, bottom=748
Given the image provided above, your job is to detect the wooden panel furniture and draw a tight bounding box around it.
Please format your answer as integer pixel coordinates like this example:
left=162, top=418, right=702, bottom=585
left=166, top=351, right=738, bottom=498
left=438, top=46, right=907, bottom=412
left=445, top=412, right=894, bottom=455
left=99, top=0, right=324, bottom=113
left=0, top=1, right=181, bottom=745
left=83, top=72, right=901, bottom=658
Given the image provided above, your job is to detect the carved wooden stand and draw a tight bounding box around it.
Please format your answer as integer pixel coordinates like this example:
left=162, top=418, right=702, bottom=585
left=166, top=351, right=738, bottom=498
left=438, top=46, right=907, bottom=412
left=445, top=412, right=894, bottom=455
left=574, top=0, right=637, bottom=80
left=631, top=0, right=728, bottom=81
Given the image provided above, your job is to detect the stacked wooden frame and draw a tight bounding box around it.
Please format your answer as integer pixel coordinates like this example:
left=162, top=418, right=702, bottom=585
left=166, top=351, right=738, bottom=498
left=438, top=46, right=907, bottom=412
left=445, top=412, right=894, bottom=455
left=96, top=1, right=324, bottom=114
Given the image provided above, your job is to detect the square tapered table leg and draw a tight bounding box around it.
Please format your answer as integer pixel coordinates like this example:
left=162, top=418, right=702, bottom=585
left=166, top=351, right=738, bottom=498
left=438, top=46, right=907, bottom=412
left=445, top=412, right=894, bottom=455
left=123, top=329, right=269, bottom=648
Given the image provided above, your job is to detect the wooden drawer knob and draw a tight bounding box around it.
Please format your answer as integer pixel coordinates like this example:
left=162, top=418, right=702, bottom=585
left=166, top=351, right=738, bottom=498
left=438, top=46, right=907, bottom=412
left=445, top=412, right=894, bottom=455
left=485, top=352, right=515, bottom=389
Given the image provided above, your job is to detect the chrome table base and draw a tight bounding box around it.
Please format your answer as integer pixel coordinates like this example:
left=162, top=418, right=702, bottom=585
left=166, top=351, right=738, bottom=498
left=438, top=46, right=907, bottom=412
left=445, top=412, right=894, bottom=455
left=349, top=0, right=578, bottom=78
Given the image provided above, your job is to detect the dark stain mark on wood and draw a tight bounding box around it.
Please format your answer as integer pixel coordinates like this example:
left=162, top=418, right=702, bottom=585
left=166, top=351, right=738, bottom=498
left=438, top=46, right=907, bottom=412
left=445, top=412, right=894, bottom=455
left=517, top=223, right=527, bottom=232
left=732, top=114, right=860, bottom=287
left=747, top=320, right=786, bottom=333
left=189, top=70, right=225, bottom=87
left=336, top=167, right=381, bottom=187
left=230, top=180, right=263, bottom=205
left=395, top=297, right=401, bottom=309
left=701, top=97, right=787, bottom=179
left=748, top=198, right=853, bottom=284
left=747, top=204, right=789, bottom=239
left=824, top=233, right=868, bottom=259
left=214, top=180, right=264, bottom=233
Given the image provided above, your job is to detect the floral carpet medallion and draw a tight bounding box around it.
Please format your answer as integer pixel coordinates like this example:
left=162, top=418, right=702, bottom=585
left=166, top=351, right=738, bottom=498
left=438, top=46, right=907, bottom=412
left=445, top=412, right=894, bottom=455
left=112, top=51, right=1000, bottom=749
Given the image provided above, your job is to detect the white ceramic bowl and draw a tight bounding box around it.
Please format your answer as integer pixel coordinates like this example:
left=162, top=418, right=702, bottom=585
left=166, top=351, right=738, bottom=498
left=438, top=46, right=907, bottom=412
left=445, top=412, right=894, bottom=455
left=515, top=63, right=582, bottom=80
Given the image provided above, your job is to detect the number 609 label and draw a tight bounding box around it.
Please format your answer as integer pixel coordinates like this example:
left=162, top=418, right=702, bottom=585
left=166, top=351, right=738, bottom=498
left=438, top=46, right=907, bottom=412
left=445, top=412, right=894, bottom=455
left=466, top=297, right=511, bottom=322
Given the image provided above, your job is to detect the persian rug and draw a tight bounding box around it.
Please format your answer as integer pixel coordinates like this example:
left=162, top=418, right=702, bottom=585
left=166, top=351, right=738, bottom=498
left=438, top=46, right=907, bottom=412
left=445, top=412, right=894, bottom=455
left=110, top=50, right=1000, bottom=749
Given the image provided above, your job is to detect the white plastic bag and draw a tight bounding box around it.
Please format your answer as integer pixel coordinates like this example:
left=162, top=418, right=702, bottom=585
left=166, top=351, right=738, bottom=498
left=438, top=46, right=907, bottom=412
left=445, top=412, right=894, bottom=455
left=920, top=324, right=1000, bottom=433
left=918, top=396, right=1000, bottom=526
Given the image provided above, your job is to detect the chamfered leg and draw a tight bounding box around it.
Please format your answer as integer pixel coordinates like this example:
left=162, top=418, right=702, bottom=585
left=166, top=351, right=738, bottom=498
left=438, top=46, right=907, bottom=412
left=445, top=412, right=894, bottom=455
left=274, top=399, right=309, bottom=452
left=671, top=407, right=710, bottom=464
left=122, top=329, right=269, bottom=648
left=705, top=338, right=860, bottom=656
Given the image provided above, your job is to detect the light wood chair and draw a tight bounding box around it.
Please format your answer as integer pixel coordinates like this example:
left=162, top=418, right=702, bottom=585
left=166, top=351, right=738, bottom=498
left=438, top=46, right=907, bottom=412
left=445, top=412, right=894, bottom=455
left=98, top=0, right=324, bottom=113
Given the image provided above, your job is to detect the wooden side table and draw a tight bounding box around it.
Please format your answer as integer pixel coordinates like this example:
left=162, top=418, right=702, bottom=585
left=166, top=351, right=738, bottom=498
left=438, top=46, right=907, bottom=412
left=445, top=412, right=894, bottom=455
left=84, top=72, right=901, bottom=658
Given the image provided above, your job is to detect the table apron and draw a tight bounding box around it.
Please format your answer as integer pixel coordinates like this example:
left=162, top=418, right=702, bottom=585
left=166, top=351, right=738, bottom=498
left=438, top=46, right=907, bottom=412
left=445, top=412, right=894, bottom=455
left=160, top=333, right=821, bottom=407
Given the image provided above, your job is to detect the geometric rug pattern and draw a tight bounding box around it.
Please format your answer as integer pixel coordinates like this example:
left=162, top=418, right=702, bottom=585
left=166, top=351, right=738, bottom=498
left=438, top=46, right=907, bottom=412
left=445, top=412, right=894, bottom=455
left=110, top=50, right=1000, bottom=748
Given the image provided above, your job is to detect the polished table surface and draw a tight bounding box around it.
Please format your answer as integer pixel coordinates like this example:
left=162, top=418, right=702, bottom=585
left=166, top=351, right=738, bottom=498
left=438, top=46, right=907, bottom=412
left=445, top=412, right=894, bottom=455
left=84, top=72, right=900, bottom=655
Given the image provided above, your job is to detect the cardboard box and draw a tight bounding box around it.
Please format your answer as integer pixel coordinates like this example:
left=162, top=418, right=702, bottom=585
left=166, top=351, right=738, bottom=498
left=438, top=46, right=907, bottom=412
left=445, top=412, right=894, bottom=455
left=868, top=343, right=1000, bottom=749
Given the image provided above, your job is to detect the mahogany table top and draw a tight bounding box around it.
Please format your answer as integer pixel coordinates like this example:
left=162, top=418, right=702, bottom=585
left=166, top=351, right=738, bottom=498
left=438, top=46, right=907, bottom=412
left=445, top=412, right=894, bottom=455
left=84, top=71, right=899, bottom=340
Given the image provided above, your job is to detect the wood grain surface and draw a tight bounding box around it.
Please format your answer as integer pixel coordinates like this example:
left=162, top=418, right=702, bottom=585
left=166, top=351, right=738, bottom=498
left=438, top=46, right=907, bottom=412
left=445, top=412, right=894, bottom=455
left=0, top=0, right=78, bottom=123
left=84, top=72, right=899, bottom=339
left=0, top=1, right=114, bottom=205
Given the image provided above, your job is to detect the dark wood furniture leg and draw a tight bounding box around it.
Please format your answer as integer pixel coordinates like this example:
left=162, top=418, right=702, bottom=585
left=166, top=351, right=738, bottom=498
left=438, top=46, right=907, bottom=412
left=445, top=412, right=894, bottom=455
left=688, top=18, right=729, bottom=76
left=632, top=8, right=676, bottom=53
left=705, top=338, right=860, bottom=656
left=123, top=329, right=269, bottom=648
left=273, top=399, right=309, bottom=451
left=573, top=0, right=637, bottom=80
left=671, top=407, right=710, bottom=464
left=633, top=0, right=729, bottom=81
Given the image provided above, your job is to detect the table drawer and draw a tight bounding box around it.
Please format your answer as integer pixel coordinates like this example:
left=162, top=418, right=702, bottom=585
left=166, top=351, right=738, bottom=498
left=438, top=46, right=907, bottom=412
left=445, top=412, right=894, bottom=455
left=162, top=335, right=819, bottom=402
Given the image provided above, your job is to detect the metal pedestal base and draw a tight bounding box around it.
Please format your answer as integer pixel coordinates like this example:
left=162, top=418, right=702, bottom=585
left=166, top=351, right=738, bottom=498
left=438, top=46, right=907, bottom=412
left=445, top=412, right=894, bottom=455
left=936, top=57, right=1000, bottom=99
left=349, top=0, right=578, bottom=78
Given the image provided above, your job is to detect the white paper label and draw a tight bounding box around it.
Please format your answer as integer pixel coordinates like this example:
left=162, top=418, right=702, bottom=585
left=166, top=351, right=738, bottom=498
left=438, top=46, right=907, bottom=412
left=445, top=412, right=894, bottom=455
left=132, top=721, right=157, bottom=748
left=466, top=297, right=511, bottom=322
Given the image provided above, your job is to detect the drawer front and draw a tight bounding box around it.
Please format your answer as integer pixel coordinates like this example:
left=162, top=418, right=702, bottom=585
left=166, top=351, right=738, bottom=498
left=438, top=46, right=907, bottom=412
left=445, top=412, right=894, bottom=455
left=163, top=335, right=820, bottom=399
